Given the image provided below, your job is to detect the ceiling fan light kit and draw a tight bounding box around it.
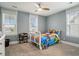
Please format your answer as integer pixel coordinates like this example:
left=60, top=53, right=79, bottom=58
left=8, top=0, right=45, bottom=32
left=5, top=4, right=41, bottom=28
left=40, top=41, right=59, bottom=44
left=38, top=8, right=43, bottom=11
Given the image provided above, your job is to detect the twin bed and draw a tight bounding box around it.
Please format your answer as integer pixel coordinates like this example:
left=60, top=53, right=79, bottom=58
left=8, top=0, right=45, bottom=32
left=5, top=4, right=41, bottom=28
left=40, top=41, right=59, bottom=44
left=30, top=30, right=61, bottom=50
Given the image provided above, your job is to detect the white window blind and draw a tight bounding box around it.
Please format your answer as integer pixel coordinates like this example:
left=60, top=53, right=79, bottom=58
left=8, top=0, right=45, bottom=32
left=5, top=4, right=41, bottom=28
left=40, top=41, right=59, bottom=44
left=29, top=14, right=38, bottom=32
left=66, top=10, right=79, bottom=38
left=2, top=10, right=17, bottom=35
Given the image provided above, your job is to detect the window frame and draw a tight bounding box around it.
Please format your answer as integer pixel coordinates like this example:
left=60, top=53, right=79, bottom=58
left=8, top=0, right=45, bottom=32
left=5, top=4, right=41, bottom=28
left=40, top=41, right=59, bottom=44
left=29, top=14, right=38, bottom=32
left=2, top=12, right=17, bottom=36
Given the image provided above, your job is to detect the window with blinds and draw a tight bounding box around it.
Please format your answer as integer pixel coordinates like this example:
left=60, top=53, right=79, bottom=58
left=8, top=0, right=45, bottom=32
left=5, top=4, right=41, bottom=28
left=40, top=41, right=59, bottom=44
left=66, top=10, right=79, bottom=38
left=2, top=13, right=17, bottom=35
left=29, top=14, right=38, bottom=32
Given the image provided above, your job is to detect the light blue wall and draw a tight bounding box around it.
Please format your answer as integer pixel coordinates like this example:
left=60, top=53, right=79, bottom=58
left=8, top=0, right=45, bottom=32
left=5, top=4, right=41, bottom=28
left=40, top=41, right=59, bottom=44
left=46, top=11, right=66, bottom=40
left=65, top=5, right=79, bottom=44
left=5, top=11, right=30, bottom=41
left=1, top=4, right=79, bottom=44
left=6, top=11, right=29, bottom=41
left=0, top=8, right=18, bottom=41
left=0, top=8, right=47, bottom=41
left=6, top=35, right=18, bottom=41
left=17, top=11, right=29, bottom=33
left=17, top=12, right=47, bottom=34
left=38, top=15, right=47, bottom=33
left=0, top=7, right=2, bottom=31
left=46, top=5, right=79, bottom=44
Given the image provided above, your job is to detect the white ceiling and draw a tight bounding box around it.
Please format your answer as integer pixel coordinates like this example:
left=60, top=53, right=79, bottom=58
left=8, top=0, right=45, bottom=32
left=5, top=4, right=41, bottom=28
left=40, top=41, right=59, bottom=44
left=0, top=2, right=79, bottom=16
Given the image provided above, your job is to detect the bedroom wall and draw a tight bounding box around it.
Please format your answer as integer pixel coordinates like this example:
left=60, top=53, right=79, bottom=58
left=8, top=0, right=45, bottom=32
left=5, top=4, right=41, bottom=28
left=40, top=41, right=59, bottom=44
left=46, top=10, right=66, bottom=40
left=17, top=11, right=29, bottom=33
left=1, top=5, right=79, bottom=44
left=46, top=4, right=79, bottom=44
left=1, top=8, right=18, bottom=41
left=17, top=12, right=46, bottom=34
left=38, top=15, right=47, bottom=33
left=6, top=11, right=29, bottom=42
left=65, top=5, right=79, bottom=44
left=0, top=7, right=2, bottom=31
left=0, top=7, right=47, bottom=42
left=4, top=5, right=79, bottom=44
left=6, top=11, right=30, bottom=41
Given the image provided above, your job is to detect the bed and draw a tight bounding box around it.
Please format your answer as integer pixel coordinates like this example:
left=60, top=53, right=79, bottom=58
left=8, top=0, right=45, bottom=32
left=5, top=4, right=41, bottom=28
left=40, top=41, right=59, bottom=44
left=30, top=31, right=61, bottom=50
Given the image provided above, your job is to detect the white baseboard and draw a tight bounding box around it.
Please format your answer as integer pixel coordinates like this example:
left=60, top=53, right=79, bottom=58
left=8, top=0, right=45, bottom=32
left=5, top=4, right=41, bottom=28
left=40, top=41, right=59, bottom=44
left=10, top=41, right=19, bottom=44
left=61, top=40, right=79, bottom=48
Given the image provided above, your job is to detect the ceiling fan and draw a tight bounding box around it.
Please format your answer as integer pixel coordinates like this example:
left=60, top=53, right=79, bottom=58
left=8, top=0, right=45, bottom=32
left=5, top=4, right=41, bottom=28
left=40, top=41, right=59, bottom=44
left=34, top=3, right=50, bottom=12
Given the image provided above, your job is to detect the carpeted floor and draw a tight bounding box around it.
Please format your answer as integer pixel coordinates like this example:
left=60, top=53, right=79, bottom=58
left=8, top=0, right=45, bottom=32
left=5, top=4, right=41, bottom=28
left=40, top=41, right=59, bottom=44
left=5, top=42, right=79, bottom=56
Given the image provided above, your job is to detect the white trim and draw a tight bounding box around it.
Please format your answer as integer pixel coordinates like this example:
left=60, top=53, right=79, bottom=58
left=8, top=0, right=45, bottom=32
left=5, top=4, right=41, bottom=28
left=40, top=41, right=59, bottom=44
left=9, top=41, right=19, bottom=44
left=61, top=40, right=79, bottom=47
left=15, top=11, right=18, bottom=35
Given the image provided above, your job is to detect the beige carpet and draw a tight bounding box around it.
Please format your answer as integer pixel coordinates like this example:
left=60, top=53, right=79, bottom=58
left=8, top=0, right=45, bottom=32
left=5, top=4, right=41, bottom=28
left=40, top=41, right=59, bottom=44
left=5, top=42, right=79, bottom=56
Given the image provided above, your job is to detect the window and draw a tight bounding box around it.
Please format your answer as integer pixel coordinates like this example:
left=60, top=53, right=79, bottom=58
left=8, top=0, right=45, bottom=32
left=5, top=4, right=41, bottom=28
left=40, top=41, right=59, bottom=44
left=29, top=14, right=38, bottom=32
left=2, top=12, right=17, bottom=35
left=66, top=10, right=79, bottom=38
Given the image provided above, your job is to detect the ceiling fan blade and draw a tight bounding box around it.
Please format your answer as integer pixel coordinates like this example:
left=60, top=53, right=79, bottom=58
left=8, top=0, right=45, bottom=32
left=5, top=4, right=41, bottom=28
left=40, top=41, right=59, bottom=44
left=34, top=3, right=50, bottom=12
left=34, top=3, right=40, bottom=8
left=42, top=8, right=50, bottom=11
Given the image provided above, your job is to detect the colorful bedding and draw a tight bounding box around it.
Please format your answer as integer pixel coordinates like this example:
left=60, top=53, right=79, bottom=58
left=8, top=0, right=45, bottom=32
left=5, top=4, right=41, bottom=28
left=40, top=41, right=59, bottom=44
left=41, top=33, right=59, bottom=48
left=31, top=32, right=60, bottom=49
